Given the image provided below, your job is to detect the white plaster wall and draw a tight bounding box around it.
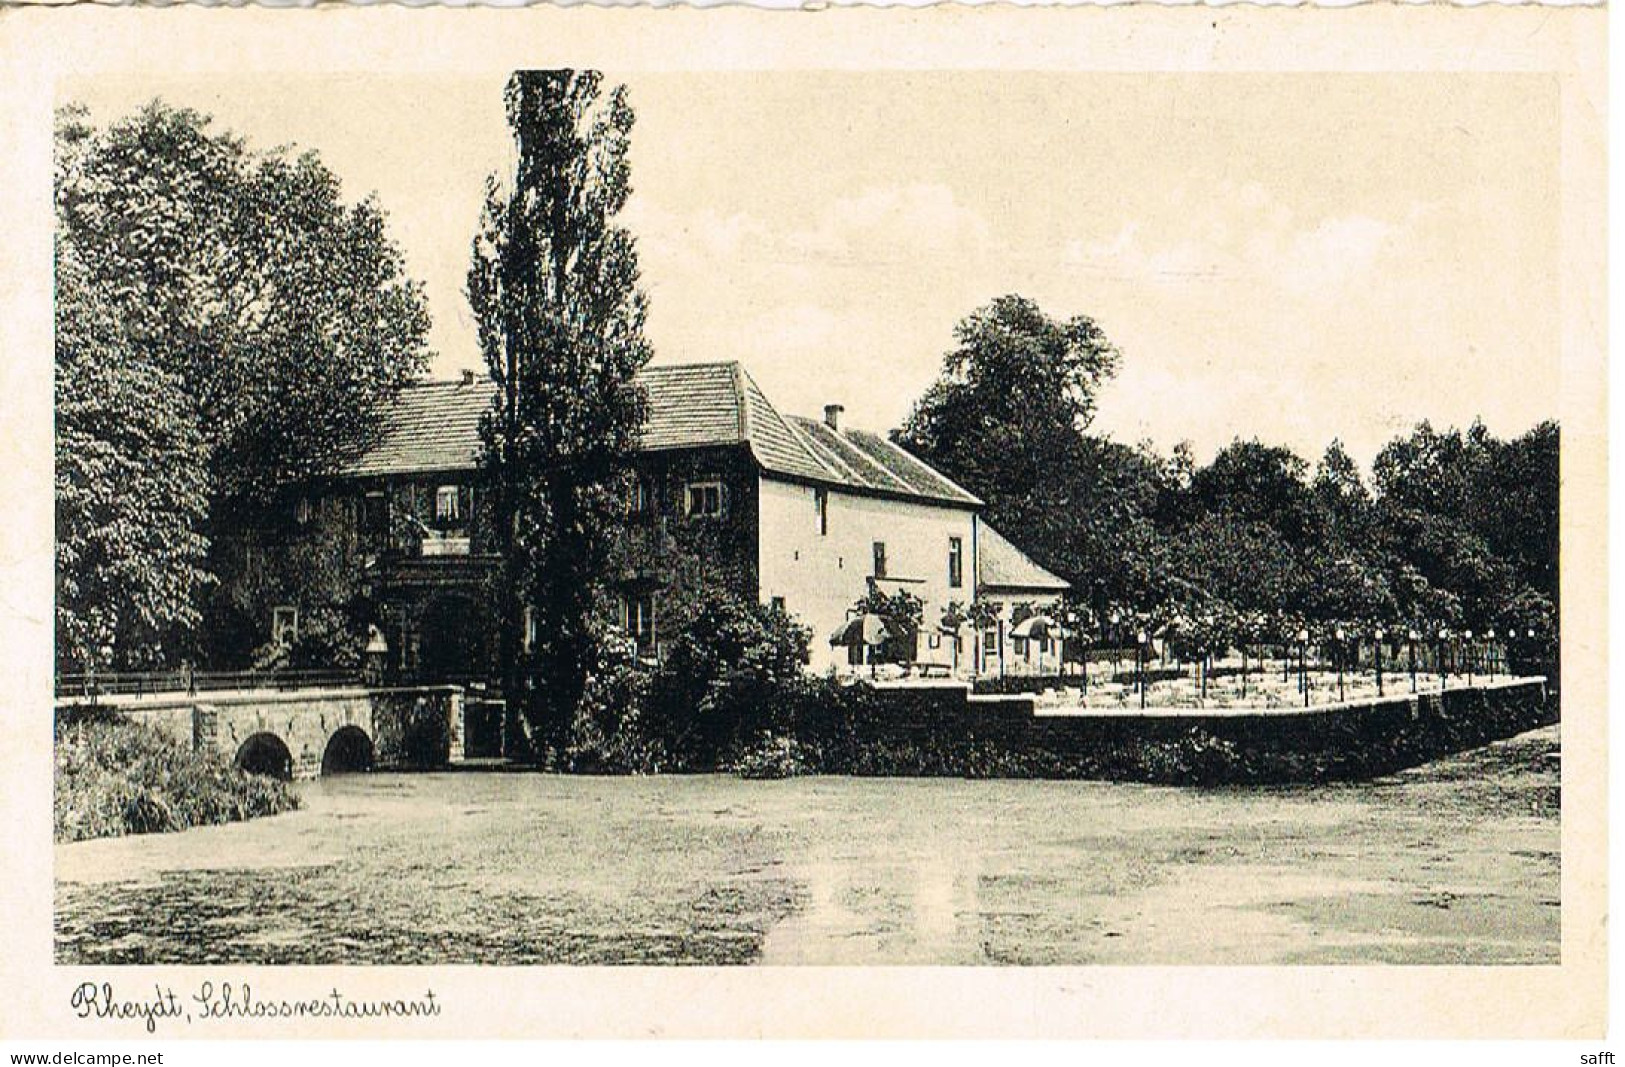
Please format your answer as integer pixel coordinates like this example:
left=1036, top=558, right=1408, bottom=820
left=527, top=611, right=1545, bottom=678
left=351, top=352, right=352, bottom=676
left=758, top=476, right=978, bottom=673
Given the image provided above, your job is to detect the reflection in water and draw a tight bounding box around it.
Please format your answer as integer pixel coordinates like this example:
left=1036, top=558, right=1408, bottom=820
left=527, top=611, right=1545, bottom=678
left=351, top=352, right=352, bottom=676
left=55, top=727, right=1559, bottom=966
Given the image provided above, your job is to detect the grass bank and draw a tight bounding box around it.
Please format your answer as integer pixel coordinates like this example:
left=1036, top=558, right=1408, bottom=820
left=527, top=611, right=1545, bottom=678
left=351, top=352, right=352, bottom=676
left=54, top=708, right=300, bottom=843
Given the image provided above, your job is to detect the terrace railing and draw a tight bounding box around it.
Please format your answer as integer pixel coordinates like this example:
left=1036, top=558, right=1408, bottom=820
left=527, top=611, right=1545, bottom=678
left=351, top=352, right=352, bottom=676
left=55, top=667, right=363, bottom=702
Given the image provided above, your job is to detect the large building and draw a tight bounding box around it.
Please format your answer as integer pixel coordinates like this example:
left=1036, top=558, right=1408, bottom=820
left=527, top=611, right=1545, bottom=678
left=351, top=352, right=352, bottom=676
left=223, top=361, right=1068, bottom=681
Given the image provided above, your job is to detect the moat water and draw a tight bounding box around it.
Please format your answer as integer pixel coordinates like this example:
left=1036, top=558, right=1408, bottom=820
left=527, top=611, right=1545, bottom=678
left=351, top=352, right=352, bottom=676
left=56, top=726, right=1559, bottom=965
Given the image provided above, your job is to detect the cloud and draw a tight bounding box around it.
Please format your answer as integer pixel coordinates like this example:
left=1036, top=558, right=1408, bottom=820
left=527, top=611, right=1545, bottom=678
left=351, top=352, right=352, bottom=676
left=1061, top=181, right=1404, bottom=303
left=628, top=181, right=992, bottom=276
left=787, top=183, right=992, bottom=262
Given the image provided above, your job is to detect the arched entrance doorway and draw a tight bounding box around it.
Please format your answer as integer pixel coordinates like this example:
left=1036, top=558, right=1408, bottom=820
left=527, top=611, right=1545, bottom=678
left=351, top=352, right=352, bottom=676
left=417, top=592, right=490, bottom=684
left=321, top=725, right=375, bottom=775
left=236, top=732, right=294, bottom=780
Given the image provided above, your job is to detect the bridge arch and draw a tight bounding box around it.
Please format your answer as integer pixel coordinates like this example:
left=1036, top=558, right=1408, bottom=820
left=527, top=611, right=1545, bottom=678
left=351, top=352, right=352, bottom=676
left=236, top=731, right=294, bottom=780
left=321, top=725, right=375, bottom=776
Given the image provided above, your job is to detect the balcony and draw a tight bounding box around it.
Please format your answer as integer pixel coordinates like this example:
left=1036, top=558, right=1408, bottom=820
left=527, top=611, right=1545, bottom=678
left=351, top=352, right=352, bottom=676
left=419, top=533, right=471, bottom=557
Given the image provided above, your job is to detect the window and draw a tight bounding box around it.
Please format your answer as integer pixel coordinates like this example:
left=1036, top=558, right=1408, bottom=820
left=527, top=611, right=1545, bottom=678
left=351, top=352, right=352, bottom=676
left=629, top=477, right=652, bottom=516
left=983, top=628, right=998, bottom=654
left=872, top=541, right=887, bottom=579
left=686, top=481, right=723, bottom=518
left=362, top=492, right=387, bottom=540
left=948, top=536, right=963, bottom=588
left=814, top=488, right=829, bottom=536
left=435, top=485, right=462, bottom=523
left=272, top=606, right=299, bottom=647
left=770, top=596, right=787, bottom=614
left=622, top=593, right=655, bottom=646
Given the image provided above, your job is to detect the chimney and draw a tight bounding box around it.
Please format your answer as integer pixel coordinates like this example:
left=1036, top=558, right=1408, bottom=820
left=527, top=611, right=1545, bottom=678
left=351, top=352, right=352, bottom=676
left=461, top=369, right=476, bottom=386
left=823, top=404, right=844, bottom=431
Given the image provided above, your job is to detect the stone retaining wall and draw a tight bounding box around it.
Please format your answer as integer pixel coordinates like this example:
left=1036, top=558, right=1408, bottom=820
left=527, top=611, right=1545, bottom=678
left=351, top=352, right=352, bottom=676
left=849, top=677, right=1554, bottom=782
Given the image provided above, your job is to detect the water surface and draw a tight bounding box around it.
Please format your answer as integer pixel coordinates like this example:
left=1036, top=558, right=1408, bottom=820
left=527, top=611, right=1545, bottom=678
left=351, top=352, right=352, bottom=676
left=56, top=725, right=1559, bottom=965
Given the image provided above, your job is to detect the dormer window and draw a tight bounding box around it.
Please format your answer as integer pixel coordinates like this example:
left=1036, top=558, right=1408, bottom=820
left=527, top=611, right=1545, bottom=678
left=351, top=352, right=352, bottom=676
left=435, top=485, right=462, bottom=524
left=686, top=480, right=723, bottom=518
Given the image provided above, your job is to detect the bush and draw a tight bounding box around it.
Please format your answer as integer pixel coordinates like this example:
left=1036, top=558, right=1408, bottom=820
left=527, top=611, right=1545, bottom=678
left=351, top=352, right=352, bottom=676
left=640, top=589, right=811, bottom=767
left=566, top=628, right=671, bottom=773
left=54, top=711, right=300, bottom=842
left=725, top=733, right=814, bottom=779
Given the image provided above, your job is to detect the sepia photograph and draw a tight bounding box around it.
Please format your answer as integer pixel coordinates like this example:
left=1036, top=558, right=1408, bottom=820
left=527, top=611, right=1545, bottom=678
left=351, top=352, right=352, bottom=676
left=1, top=2, right=1606, bottom=1044
left=49, top=65, right=1565, bottom=968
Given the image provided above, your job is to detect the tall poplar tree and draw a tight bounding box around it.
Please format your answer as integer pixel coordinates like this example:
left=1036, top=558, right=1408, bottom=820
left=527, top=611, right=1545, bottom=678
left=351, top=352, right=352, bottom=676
left=468, top=71, right=651, bottom=756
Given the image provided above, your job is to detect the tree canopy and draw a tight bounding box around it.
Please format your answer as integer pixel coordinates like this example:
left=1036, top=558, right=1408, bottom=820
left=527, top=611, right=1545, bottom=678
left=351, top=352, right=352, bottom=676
left=470, top=70, right=652, bottom=753
left=55, top=240, right=212, bottom=670
left=56, top=101, right=432, bottom=504
left=55, top=100, right=433, bottom=668
left=892, top=294, right=1559, bottom=663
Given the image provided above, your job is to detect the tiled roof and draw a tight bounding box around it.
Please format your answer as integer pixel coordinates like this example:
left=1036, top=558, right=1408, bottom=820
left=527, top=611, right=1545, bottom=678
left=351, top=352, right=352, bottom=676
left=977, top=523, right=1070, bottom=593
left=337, top=361, right=982, bottom=507
left=340, top=377, right=492, bottom=478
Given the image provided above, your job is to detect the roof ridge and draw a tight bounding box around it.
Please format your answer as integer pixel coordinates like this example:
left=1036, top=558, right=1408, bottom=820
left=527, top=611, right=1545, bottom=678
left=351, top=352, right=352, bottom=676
left=800, top=417, right=915, bottom=494
left=856, top=430, right=985, bottom=506
left=787, top=415, right=872, bottom=484
left=644, top=359, right=742, bottom=374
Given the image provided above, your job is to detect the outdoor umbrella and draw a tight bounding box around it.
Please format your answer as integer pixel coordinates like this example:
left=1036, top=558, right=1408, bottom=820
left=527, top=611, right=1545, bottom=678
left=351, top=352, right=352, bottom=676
left=830, top=612, right=889, bottom=675
left=1009, top=615, right=1064, bottom=641
left=1010, top=614, right=1067, bottom=674
left=829, top=613, right=888, bottom=648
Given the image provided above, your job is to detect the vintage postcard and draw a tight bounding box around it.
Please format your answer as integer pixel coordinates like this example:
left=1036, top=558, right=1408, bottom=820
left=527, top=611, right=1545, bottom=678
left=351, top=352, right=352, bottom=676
left=0, top=2, right=1607, bottom=1044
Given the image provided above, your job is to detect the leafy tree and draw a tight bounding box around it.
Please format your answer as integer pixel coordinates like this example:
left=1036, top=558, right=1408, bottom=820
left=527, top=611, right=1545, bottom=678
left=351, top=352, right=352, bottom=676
left=55, top=240, right=211, bottom=671
left=1164, top=514, right=1307, bottom=619
left=850, top=587, right=925, bottom=665
left=1187, top=438, right=1324, bottom=550
left=894, top=295, right=1137, bottom=600
left=55, top=100, right=431, bottom=669
left=1313, top=439, right=1377, bottom=546
left=469, top=70, right=652, bottom=754
left=55, top=101, right=432, bottom=504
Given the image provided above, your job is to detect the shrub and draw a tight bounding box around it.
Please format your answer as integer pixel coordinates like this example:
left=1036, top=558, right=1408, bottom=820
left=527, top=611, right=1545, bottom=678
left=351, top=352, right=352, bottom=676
left=54, top=711, right=300, bottom=842
left=726, top=733, right=814, bottom=780
left=641, top=589, right=812, bottom=766
left=566, top=627, right=670, bottom=773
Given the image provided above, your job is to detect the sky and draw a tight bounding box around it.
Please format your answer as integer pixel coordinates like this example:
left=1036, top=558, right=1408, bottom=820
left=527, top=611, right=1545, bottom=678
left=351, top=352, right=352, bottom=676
left=67, top=71, right=1561, bottom=468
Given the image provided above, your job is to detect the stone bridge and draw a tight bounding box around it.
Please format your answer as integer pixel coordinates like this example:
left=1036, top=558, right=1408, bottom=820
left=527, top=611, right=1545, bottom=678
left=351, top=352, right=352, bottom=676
left=61, top=685, right=467, bottom=780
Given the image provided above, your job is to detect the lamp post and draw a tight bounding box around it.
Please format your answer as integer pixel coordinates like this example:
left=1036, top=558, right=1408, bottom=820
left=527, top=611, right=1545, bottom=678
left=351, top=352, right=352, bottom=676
left=1240, top=623, right=1250, bottom=700
left=1335, top=626, right=1346, bottom=702
left=1486, top=627, right=1497, bottom=680
left=1438, top=628, right=1450, bottom=692
left=1374, top=627, right=1386, bottom=697
left=1465, top=628, right=1475, bottom=687
left=1297, top=627, right=1310, bottom=707
left=1137, top=628, right=1148, bottom=711
left=1079, top=623, right=1089, bottom=698
left=1408, top=628, right=1419, bottom=693
left=1110, top=610, right=1122, bottom=684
